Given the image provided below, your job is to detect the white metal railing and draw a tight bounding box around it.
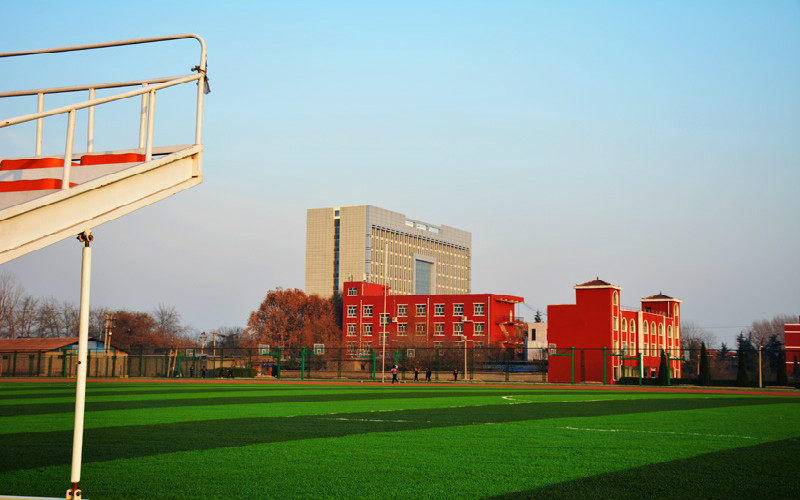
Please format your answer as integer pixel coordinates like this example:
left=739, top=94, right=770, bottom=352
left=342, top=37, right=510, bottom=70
left=0, top=34, right=208, bottom=190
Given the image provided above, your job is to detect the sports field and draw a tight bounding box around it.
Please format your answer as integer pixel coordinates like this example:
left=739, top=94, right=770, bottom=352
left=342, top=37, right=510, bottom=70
left=0, top=381, right=797, bottom=499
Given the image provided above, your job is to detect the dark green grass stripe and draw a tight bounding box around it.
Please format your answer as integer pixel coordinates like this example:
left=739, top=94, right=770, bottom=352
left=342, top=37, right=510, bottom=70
left=487, top=437, right=800, bottom=500
left=0, top=396, right=786, bottom=473
left=0, top=389, right=621, bottom=416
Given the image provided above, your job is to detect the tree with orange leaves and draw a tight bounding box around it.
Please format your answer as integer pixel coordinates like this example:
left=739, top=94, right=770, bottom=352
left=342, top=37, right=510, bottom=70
left=245, top=288, right=339, bottom=349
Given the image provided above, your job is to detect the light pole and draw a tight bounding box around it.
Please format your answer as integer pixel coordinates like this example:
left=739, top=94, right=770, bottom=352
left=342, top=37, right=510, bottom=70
left=461, top=319, right=473, bottom=381
left=200, top=331, right=206, bottom=355
left=758, top=345, right=763, bottom=388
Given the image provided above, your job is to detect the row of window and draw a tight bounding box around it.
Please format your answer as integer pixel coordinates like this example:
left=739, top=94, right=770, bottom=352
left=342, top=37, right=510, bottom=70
left=346, top=341, right=484, bottom=357
left=346, top=302, right=485, bottom=318
left=346, top=322, right=485, bottom=336
left=612, top=317, right=680, bottom=339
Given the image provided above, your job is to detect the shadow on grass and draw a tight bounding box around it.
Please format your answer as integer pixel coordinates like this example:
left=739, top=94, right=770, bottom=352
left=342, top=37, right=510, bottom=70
left=486, top=437, right=800, bottom=500
left=0, top=396, right=788, bottom=473
left=0, top=389, right=625, bottom=417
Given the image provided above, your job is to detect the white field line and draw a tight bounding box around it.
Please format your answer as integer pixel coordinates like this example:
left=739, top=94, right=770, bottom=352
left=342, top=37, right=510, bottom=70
left=502, top=395, right=619, bottom=404
left=559, top=426, right=755, bottom=440
left=320, top=417, right=430, bottom=423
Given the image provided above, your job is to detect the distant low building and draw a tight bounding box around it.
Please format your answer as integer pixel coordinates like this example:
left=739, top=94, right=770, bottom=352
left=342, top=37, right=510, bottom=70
left=0, top=337, right=127, bottom=377
left=524, top=322, right=548, bottom=360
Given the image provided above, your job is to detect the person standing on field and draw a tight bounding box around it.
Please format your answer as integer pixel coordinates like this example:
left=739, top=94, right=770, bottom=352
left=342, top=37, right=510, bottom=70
left=453, top=368, right=458, bottom=382
left=391, top=364, right=399, bottom=384
left=425, top=367, right=431, bottom=382
left=414, top=366, right=420, bottom=382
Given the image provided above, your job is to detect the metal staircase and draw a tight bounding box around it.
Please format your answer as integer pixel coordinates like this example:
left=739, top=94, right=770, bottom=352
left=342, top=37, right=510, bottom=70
left=0, top=34, right=209, bottom=499
left=0, top=34, right=208, bottom=265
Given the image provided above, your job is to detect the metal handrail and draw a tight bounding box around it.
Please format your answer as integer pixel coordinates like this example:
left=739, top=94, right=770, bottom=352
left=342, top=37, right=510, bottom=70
left=0, top=34, right=207, bottom=189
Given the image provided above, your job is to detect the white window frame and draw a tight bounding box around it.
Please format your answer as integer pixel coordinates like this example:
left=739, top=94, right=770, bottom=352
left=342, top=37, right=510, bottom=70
left=398, top=304, right=407, bottom=317
left=363, top=305, right=373, bottom=317
left=363, top=323, right=372, bottom=336
left=347, top=324, right=357, bottom=336
left=474, top=303, right=485, bottom=316
left=380, top=313, right=390, bottom=327
left=434, top=303, right=445, bottom=316
left=398, top=323, right=407, bottom=335
left=348, top=287, right=357, bottom=296
left=416, top=323, right=426, bottom=335
left=454, top=303, right=464, bottom=316
left=416, top=304, right=426, bottom=317
left=347, top=305, right=357, bottom=318
left=474, top=322, right=485, bottom=336
left=454, top=322, right=463, bottom=334
left=434, top=323, right=444, bottom=336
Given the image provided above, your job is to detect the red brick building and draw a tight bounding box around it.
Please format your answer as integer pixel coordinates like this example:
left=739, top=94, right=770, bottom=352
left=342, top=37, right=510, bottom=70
left=341, top=281, right=523, bottom=356
left=785, top=316, right=800, bottom=374
left=547, top=278, right=682, bottom=383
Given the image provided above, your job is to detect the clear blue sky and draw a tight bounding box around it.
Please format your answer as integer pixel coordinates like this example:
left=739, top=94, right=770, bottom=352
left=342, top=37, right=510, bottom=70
left=1, top=0, right=798, bottom=346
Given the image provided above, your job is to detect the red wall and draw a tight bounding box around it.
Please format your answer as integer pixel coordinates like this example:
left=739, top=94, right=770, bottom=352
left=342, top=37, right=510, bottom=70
left=548, top=281, right=681, bottom=384
left=785, top=317, right=800, bottom=373
left=341, top=281, right=523, bottom=354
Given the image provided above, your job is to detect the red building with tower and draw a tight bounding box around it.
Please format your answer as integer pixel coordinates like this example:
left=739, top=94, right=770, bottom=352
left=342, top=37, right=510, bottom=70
left=547, top=278, right=682, bottom=384
left=341, top=281, right=524, bottom=357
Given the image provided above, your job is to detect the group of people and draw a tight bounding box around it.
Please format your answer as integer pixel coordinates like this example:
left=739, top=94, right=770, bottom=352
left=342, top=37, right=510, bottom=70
left=390, top=365, right=444, bottom=384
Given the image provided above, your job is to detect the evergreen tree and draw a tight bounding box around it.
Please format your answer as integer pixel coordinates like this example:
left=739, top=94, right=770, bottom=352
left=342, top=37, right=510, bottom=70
left=736, top=345, right=751, bottom=387
left=776, top=349, right=788, bottom=386
left=699, top=342, right=711, bottom=386
left=658, top=350, right=669, bottom=385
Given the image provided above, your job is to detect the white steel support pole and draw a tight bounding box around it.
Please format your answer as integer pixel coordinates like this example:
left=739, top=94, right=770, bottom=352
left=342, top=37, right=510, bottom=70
left=36, top=92, right=44, bottom=156
left=69, top=231, right=93, bottom=499
left=63, top=109, right=75, bottom=189
left=145, top=89, right=156, bottom=161
left=139, top=84, right=148, bottom=149
left=87, top=88, right=95, bottom=153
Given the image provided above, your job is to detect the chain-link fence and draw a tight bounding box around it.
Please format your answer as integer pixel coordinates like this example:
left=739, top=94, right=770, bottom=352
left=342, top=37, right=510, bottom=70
left=2, top=345, right=796, bottom=387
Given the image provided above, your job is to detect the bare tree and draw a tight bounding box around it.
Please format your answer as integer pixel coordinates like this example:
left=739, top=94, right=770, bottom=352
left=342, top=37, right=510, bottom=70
left=680, top=321, right=717, bottom=351
left=153, top=303, right=183, bottom=342
left=0, top=273, right=24, bottom=338
left=14, top=295, right=39, bottom=338
left=749, top=314, right=796, bottom=346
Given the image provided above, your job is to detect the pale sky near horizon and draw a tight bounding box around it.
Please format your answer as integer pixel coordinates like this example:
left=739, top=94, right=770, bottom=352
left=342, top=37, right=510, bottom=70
left=1, top=0, right=798, bottom=347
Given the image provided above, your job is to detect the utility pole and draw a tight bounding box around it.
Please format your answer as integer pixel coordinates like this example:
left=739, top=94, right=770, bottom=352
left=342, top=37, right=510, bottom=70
left=758, top=345, right=763, bottom=388
left=103, top=310, right=114, bottom=353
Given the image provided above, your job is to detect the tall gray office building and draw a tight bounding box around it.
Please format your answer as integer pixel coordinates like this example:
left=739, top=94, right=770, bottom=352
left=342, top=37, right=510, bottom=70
left=305, top=205, right=472, bottom=297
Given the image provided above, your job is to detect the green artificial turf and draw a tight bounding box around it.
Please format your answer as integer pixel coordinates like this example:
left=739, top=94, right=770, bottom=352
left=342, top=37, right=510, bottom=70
left=0, top=381, right=797, bottom=499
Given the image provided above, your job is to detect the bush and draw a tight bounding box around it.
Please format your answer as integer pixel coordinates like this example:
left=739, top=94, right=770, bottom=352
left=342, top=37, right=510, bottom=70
left=215, top=366, right=256, bottom=378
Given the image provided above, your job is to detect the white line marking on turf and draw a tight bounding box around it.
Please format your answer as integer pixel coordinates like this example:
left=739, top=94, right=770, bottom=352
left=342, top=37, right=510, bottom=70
left=321, top=417, right=431, bottom=423
left=559, top=426, right=755, bottom=440
left=502, top=395, right=620, bottom=404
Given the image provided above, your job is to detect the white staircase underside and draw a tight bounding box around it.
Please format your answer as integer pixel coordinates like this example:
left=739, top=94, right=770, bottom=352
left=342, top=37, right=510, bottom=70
left=0, top=144, right=202, bottom=264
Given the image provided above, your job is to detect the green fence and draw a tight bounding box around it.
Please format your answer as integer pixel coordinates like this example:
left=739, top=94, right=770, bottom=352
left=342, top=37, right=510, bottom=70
left=1, top=344, right=795, bottom=388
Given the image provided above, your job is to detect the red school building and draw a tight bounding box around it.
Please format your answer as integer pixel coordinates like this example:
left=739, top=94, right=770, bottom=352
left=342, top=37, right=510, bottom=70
left=547, top=278, right=682, bottom=383
left=341, top=281, right=524, bottom=357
